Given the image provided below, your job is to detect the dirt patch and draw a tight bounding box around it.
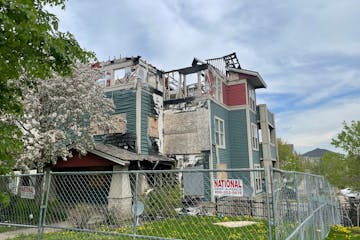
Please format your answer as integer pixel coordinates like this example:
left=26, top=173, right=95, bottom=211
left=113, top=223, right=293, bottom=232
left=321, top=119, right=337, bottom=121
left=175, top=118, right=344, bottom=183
left=213, top=221, right=257, bottom=228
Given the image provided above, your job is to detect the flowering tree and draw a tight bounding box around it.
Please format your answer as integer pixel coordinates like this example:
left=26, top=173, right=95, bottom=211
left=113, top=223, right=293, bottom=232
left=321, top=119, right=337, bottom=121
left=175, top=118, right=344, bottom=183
left=0, top=0, right=94, bottom=187
left=16, top=65, right=114, bottom=170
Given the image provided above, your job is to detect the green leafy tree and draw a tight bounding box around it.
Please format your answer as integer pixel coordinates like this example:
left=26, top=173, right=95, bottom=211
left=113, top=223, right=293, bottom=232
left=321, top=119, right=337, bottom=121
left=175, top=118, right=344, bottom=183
left=332, top=121, right=360, bottom=157
left=314, top=152, right=348, bottom=188
left=331, top=121, right=360, bottom=190
left=278, top=139, right=304, bottom=171
left=0, top=0, right=94, bottom=180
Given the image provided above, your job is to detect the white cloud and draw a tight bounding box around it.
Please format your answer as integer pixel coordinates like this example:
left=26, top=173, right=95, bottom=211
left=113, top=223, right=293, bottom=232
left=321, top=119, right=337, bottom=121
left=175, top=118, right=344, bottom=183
left=49, top=0, right=360, bottom=154
left=277, top=97, right=360, bottom=153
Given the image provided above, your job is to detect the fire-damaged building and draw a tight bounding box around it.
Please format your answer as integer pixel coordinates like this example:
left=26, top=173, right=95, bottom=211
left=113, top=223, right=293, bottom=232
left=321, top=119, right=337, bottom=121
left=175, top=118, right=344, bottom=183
left=85, top=52, right=279, bottom=197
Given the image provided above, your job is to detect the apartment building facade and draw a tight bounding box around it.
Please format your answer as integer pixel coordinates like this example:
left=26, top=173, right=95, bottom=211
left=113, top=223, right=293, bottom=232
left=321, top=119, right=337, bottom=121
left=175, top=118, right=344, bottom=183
left=93, top=53, right=279, bottom=195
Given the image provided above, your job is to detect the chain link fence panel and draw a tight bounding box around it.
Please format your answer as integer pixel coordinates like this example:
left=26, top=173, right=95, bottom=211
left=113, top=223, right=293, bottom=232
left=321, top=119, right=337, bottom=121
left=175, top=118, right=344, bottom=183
left=0, top=173, right=44, bottom=228
left=0, top=168, right=341, bottom=240
left=272, top=168, right=340, bottom=240
left=41, top=169, right=271, bottom=240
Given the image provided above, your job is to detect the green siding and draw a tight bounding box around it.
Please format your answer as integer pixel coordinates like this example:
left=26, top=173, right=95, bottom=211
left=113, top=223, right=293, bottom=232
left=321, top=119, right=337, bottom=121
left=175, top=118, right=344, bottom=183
left=109, top=90, right=137, bottom=136
left=210, top=101, right=230, bottom=170
left=94, top=89, right=136, bottom=143
left=141, top=91, right=157, bottom=155
left=253, top=150, right=260, bottom=164
left=229, top=110, right=250, bottom=169
left=250, top=110, right=260, bottom=165
left=210, top=101, right=251, bottom=171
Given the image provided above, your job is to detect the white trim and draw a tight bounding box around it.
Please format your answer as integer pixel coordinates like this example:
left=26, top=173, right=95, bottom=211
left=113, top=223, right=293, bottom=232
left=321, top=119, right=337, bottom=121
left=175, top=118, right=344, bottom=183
left=228, top=67, right=267, bottom=88
left=88, top=149, right=129, bottom=166
left=214, top=116, right=226, bottom=149
left=225, top=79, right=247, bottom=85
left=245, top=109, right=254, bottom=195
left=210, top=99, right=246, bottom=111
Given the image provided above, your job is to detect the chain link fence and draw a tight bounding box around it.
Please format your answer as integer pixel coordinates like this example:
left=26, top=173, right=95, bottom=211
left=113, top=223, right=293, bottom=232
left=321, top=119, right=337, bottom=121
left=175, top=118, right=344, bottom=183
left=0, top=168, right=340, bottom=239
left=271, top=169, right=340, bottom=240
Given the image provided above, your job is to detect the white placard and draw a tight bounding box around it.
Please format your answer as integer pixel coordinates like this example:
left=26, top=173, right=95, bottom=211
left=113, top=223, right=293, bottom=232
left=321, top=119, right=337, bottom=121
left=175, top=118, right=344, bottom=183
left=19, top=186, right=35, bottom=199
left=213, top=179, right=243, bottom=197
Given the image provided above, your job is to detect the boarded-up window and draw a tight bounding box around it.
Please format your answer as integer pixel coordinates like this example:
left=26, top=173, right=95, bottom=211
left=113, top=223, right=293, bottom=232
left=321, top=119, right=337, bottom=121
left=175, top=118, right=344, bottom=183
left=148, top=116, right=159, bottom=138
left=216, top=163, right=228, bottom=179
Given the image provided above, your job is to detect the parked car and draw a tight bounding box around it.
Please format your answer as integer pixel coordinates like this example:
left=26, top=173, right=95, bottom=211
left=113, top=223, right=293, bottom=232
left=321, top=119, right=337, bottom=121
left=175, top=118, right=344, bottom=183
left=340, top=188, right=352, bottom=195
left=345, top=191, right=360, bottom=200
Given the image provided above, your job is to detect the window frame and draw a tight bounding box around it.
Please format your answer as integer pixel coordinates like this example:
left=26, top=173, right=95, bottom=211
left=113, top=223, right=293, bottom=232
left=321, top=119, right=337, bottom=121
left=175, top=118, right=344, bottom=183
left=214, top=116, right=226, bottom=149
left=254, top=164, right=262, bottom=193
left=249, top=88, right=256, bottom=111
left=251, top=123, right=259, bottom=151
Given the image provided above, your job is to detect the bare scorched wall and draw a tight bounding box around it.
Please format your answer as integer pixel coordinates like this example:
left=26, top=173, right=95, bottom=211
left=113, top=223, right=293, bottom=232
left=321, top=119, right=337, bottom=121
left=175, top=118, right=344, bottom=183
left=164, top=108, right=210, bottom=155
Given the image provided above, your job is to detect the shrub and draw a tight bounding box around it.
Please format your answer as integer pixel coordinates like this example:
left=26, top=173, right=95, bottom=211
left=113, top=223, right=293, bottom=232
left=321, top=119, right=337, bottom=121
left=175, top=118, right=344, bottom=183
left=144, top=183, right=182, bottom=218
left=67, top=203, right=94, bottom=228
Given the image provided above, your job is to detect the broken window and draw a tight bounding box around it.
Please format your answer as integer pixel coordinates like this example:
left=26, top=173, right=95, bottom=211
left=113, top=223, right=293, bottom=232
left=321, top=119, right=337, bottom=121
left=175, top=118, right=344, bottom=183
left=249, top=88, right=256, bottom=111
left=114, top=67, right=131, bottom=80
left=251, top=123, right=259, bottom=151
left=215, top=117, right=225, bottom=148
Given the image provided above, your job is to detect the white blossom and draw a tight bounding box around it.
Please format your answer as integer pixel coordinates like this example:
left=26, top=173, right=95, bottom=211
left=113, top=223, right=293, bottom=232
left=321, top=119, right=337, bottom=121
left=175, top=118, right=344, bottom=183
left=17, top=64, right=116, bottom=169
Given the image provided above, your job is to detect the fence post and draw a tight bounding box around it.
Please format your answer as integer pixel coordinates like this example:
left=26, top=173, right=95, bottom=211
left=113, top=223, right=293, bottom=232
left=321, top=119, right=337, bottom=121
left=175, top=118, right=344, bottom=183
left=294, top=172, right=301, bottom=224
left=37, top=171, right=51, bottom=240
left=265, top=167, right=273, bottom=240
left=133, top=172, right=139, bottom=240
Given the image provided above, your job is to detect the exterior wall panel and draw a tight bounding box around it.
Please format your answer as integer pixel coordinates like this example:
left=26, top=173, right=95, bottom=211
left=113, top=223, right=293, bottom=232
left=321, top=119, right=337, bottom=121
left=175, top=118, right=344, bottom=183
left=94, top=90, right=137, bottom=144
left=228, top=110, right=249, bottom=169
left=164, top=108, right=210, bottom=155
left=223, top=83, right=247, bottom=106
left=210, top=101, right=230, bottom=170
left=141, top=91, right=157, bottom=155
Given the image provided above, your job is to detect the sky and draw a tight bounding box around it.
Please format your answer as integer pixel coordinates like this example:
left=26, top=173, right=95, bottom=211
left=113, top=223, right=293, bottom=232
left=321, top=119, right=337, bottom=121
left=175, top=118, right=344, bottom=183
left=51, top=0, right=360, bottom=154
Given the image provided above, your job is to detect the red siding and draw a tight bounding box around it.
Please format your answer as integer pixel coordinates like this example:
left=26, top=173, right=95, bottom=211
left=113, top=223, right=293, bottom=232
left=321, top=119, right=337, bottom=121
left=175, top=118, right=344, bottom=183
left=223, top=83, right=247, bottom=106
left=238, top=73, right=252, bottom=79
left=208, top=70, right=214, bottom=95
left=51, top=152, right=116, bottom=169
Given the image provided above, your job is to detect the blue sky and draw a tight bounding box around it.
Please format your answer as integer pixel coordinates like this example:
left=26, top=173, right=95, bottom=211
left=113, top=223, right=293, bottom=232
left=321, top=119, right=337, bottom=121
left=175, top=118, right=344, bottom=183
left=52, top=0, right=360, bottom=154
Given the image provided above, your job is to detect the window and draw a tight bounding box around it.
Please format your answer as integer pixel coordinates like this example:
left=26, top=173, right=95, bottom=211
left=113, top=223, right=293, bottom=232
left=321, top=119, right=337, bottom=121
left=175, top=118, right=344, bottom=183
left=114, top=67, right=131, bottom=80
left=215, top=117, right=225, bottom=148
left=249, top=88, right=256, bottom=111
left=251, top=123, right=259, bottom=150
left=254, top=164, right=262, bottom=193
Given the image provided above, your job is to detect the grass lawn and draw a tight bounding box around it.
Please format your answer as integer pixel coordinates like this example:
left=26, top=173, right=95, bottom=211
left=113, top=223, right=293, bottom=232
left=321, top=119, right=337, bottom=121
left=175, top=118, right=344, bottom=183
left=0, top=226, right=17, bottom=233
left=325, top=225, right=360, bottom=240
left=11, top=216, right=271, bottom=240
